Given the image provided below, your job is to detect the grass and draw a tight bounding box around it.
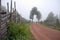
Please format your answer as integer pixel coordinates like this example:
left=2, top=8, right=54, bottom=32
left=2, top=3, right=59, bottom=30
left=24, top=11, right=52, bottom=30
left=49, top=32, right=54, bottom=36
left=54, top=28, right=60, bottom=31
left=42, top=23, right=60, bottom=31
left=7, top=21, right=33, bottom=40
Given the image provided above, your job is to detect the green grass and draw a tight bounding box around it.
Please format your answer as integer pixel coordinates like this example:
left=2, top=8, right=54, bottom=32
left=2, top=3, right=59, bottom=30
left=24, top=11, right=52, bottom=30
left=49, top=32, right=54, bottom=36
left=7, top=22, right=33, bottom=40
left=54, top=28, right=60, bottom=31
left=42, top=23, right=60, bottom=31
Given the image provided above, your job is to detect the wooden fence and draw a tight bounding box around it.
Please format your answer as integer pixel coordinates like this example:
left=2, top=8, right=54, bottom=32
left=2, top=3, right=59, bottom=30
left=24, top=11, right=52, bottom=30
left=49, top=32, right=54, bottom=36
left=0, top=12, right=10, bottom=40
left=0, top=0, right=21, bottom=40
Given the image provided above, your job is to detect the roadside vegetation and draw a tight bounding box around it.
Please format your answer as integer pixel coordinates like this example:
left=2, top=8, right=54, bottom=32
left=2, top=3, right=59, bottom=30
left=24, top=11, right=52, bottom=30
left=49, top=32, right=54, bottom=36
left=42, top=23, right=60, bottom=31
left=7, top=21, right=33, bottom=40
left=41, top=12, right=60, bottom=31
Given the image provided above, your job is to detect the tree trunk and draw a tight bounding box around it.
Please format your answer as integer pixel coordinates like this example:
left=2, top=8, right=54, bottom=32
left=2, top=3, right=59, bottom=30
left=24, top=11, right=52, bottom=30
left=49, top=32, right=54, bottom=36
left=32, top=19, right=33, bottom=23
left=38, top=19, right=39, bottom=23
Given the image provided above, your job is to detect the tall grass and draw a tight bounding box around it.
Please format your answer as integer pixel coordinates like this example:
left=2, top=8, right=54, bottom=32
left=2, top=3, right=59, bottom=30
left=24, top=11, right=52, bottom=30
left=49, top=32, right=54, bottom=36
left=7, top=22, right=32, bottom=40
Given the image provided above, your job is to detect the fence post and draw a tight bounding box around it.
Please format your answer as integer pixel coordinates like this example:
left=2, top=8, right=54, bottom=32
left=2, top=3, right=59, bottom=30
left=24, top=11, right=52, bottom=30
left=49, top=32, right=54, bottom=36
left=0, top=0, right=1, bottom=40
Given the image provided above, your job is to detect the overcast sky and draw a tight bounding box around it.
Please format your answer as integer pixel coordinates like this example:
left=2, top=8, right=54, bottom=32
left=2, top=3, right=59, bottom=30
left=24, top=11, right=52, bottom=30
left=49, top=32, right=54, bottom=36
left=2, top=0, right=60, bottom=22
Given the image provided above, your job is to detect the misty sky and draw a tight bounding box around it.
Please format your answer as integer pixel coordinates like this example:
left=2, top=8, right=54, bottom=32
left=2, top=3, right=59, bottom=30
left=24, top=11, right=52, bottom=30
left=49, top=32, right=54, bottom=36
left=2, top=0, right=60, bottom=21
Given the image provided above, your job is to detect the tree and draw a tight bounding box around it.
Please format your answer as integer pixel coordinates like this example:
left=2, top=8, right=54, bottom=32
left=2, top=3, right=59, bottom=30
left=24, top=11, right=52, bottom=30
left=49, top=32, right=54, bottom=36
left=30, top=7, right=41, bottom=22
left=56, top=16, right=60, bottom=28
left=46, top=12, right=54, bottom=23
left=36, top=11, right=41, bottom=22
left=30, top=7, right=37, bottom=22
left=56, top=18, right=59, bottom=25
left=30, top=12, right=33, bottom=22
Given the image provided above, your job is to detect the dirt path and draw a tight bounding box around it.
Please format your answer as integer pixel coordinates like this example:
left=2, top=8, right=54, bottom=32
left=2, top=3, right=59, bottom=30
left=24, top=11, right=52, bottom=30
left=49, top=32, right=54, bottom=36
left=30, top=23, right=60, bottom=40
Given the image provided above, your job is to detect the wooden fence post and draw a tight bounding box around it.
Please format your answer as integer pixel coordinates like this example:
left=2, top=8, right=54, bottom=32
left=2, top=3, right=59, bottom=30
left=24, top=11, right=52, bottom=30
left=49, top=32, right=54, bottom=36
left=0, top=0, right=1, bottom=40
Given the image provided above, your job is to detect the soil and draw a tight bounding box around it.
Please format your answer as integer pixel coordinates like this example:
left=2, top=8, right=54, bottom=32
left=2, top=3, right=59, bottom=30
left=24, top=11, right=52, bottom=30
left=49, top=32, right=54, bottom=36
left=30, top=23, right=60, bottom=40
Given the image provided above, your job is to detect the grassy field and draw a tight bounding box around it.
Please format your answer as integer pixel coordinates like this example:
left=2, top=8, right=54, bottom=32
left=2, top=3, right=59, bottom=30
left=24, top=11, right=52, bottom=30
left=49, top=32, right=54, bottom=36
left=42, top=23, right=60, bottom=31
left=7, top=22, right=33, bottom=40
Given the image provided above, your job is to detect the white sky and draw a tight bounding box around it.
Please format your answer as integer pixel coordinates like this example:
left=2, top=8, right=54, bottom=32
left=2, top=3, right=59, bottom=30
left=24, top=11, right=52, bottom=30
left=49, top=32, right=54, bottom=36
left=2, top=0, right=60, bottom=22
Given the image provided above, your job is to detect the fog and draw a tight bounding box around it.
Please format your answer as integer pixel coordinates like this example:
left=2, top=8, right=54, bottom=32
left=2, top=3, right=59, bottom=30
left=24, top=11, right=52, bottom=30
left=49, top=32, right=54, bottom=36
left=2, top=0, right=60, bottom=22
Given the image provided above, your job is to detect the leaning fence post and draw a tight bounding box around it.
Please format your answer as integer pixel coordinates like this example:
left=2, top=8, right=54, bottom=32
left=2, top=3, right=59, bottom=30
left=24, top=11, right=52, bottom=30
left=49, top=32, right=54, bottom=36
left=0, top=0, right=1, bottom=40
